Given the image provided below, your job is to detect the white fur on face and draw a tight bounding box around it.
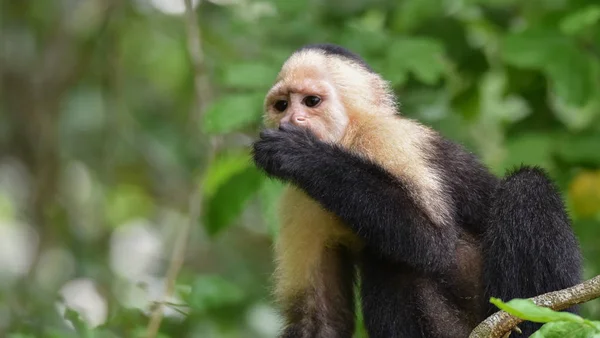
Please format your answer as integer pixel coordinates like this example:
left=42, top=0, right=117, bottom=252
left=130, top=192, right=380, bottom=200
left=267, top=48, right=453, bottom=227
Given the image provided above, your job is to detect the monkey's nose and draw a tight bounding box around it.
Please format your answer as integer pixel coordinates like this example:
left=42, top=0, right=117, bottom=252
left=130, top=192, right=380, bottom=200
left=293, top=115, right=307, bottom=125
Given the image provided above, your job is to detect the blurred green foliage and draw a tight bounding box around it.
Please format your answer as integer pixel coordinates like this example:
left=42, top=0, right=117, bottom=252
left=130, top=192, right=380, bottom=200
left=1, top=0, right=599, bottom=337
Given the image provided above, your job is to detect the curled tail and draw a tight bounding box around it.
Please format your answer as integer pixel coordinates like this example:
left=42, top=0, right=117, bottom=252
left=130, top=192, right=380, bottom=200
left=482, top=166, right=583, bottom=336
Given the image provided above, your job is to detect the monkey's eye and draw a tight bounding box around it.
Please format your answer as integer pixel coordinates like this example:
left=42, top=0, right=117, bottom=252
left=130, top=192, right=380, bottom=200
left=303, top=96, right=321, bottom=108
left=273, top=100, right=288, bottom=112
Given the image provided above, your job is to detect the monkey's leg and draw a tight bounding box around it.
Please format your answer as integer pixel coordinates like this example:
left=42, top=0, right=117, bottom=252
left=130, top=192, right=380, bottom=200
left=360, top=254, right=425, bottom=338
left=275, top=188, right=357, bottom=338
left=482, top=166, right=582, bottom=337
left=360, top=250, right=475, bottom=338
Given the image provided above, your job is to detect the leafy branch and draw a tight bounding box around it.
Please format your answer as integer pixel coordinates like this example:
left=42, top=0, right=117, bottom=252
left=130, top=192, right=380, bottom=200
left=470, top=275, right=600, bottom=338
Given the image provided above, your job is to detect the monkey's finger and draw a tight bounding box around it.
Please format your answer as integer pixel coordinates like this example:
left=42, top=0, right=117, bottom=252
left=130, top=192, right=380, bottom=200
left=260, top=128, right=286, bottom=140
left=278, top=122, right=295, bottom=132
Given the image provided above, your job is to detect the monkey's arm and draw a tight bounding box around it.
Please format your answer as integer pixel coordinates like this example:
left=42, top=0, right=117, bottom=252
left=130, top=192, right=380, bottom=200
left=253, top=124, right=458, bottom=275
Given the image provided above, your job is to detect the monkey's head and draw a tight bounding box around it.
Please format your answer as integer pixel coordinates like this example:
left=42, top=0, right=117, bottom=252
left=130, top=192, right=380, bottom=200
left=263, top=44, right=397, bottom=143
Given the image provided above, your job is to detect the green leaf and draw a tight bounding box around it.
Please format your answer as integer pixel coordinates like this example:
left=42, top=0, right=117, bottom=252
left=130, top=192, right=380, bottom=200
left=551, top=98, right=600, bottom=131
left=502, top=30, right=562, bottom=68
left=203, top=166, right=264, bottom=236
left=531, top=321, right=600, bottom=338
left=391, top=0, right=444, bottom=32
left=352, top=9, right=386, bottom=32
left=87, top=329, right=121, bottom=338
left=385, top=38, right=447, bottom=85
left=202, top=151, right=253, bottom=197
left=222, top=62, right=278, bottom=90
left=64, top=308, right=93, bottom=338
left=549, top=66, right=600, bottom=131
left=490, top=298, right=585, bottom=324
left=188, top=275, right=245, bottom=312
left=129, top=328, right=170, bottom=338
left=203, top=93, right=264, bottom=134
left=502, top=132, right=556, bottom=172
left=555, top=134, right=600, bottom=165
left=560, top=6, right=600, bottom=35
left=501, top=29, right=594, bottom=106
left=545, top=50, right=594, bottom=108
left=479, top=70, right=530, bottom=123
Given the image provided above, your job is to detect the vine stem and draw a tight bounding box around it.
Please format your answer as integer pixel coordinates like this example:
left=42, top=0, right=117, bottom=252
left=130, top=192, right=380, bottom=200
left=145, top=0, right=213, bottom=337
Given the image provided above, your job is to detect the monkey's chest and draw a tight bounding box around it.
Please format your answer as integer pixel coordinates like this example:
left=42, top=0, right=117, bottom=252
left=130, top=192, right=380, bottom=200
left=278, top=186, right=362, bottom=251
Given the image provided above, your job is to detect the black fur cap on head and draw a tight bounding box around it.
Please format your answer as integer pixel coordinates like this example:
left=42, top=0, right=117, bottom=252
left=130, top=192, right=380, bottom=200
left=295, top=43, right=375, bottom=73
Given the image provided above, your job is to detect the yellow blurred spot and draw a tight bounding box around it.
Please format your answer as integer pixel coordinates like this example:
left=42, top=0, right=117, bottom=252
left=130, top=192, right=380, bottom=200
left=569, top=170, right=600, bottom=218
left=105, top=184, right=154, bottom=228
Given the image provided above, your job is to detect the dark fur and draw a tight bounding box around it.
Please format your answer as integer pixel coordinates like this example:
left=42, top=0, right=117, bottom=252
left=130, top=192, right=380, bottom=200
left=255, top=124, right=459, bottom=276
left=297, top=43, right=376, bottom=73
left=253, top=45, right=582, bottom=338
left=482, top=167, right=582, bottom=336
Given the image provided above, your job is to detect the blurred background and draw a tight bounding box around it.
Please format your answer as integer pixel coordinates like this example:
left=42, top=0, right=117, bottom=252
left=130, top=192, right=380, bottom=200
left=1, top=0, right=599, bottom=337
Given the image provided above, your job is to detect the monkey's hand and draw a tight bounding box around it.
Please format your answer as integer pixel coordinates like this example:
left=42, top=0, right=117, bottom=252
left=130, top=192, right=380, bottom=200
left=252, top=123, right=320, bottom=182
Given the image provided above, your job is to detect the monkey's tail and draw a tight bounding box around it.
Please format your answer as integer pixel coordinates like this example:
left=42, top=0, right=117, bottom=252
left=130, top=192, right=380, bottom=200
left=481, top=165, right=583, bottom=337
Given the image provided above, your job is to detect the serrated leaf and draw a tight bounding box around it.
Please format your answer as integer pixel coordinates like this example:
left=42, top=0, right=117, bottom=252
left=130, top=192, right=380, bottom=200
left=203, top=93, right=264, bottom=134
left=491, top=298, right=585, bottom=324
left=203, top=166, right=264, bottom=236
left=188, top=275, right=245, bottom=312
left=531, top=321, right=600, bottom=338
left=560, top=6, right=600, bottom=35
left=202, top=151, right=253, bottom=197
left=222, top=62, right=278, bottom=90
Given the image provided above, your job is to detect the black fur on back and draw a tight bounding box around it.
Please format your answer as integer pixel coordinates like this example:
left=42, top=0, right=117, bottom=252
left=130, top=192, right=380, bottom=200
left=295, top=43, right=375, bottom=73
left=482, top=166, right=583, bottom=336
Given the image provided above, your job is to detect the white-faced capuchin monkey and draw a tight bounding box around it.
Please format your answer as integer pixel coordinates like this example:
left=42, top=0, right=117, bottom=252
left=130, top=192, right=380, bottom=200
left=252, top=43, right=583, bottom=338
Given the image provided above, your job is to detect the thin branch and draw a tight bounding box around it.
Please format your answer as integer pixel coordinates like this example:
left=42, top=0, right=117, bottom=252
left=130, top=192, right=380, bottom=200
left=145, top=0, right=215, bottom=337
left=184, top=0, right=212, bottom=128
left=145, top=192, right=201, bottom=338
left=470, top=275, right=600, bottom=338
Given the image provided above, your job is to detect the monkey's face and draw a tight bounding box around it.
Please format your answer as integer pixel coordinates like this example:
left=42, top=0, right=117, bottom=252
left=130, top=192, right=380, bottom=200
left=263, top=60, right=350, bottom=143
